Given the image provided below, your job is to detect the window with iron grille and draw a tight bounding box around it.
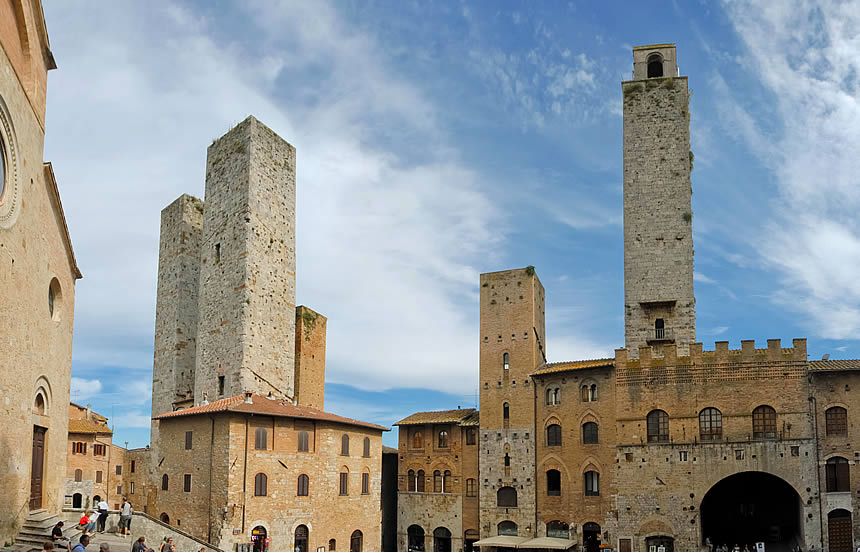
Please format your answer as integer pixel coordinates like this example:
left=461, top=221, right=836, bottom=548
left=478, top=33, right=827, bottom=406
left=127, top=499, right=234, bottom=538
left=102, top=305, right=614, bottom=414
left=826, top=407, right=848, bottom=437
left=752, top=405, right=777, bottom=439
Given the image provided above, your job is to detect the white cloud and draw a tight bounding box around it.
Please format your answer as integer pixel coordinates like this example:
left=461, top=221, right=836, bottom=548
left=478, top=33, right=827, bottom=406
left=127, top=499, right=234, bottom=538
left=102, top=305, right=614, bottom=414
left=70, top=378, right=103, bottom=402
left=694, top=271, right=716, bottom=284
left=110, top=411, right=153, bottom=429
left=721, top=1, right=860, bottom=339
left=46, top=1, right=500, bottom=395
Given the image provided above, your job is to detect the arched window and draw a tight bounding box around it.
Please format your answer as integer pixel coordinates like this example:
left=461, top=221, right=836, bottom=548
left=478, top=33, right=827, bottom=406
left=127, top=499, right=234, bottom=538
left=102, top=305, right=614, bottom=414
left=504, top=453, right=510, bottom=467
left=34, top=393, right=46, bottom=415
left=826, top=457, right=850, bottom=492
left=546, top=521, right=569, bottom=539
left=412, top=430, right=423, bottom=449
left=362, top=471, right=370, bottom=494
left=443, top=470, right=451, bottom=493
left=328, top=539, right=336, bottom=552
left=363, top=437, right=371, bottom=457
left=295, top=525, right=309, bottom=552
left=159, top=513, right=170, bottom=524
left=590, top=384, right=597, bottom=401
left=699, top=407, right=723, bottom=441
left=647, top=409, right=669, bottom=443
left=581, top=384, right=597, bottom=402
left=546, top=424, right=562, bottom=446
left=438, top=429, right=449, bottom=448
left=407, top=525, right=425, bottom=551
left=582, top=421, right=599, bottom=444
left=503, top=352, right=510, bottom=371
left=433, top=527, right=452, bottom=552
left=298, top=430, right=309, bottom=452
left=547, top=469, right=561, bottom=496
left=417, top=469, right=425, bottom=492
left=407, top=469, right=416, bottom=492
left=546, top=387, right=554, bottom=405
left=297, top=474, right=309, bottom=496
left=584, top=470, right=600, bottom=496
left=503, top=402, right=510, bottom=423
left=339, top=469, right=349, bottom=496
left=74, top=469, right=82, bottom=482
left=254, top=427, right=267, bottom=450
left=826, top=407, right=848, bottom=436
left=554, top=388, right=561, bottom=404
left=341, top=434, right=350, bottom=455
left=647, top=53, right=663, bottom=78
left=161, top=474, right=169, bottom=491
left=497, top=486, right=517, bottom=507
left=249, top=473, right=265, bottom=496
left=497, top=521, right=518, bottom=536
left=433, top=470, right=443, bottom=493
left=752, top=405, right=777, bottom=439
left=350, top=530, right=363, bottom=552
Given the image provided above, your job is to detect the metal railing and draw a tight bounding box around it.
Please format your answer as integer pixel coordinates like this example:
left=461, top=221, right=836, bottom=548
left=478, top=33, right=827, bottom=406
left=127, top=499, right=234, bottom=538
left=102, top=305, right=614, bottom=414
left=647, top=328, right=675, bottom=342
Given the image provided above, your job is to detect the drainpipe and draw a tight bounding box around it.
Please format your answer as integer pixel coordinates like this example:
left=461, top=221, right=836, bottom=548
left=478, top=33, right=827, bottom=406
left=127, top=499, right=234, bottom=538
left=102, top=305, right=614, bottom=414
left=810, top=394, right=825, bottom=550
left=242, top=416, right=249, bottom=533
left=208, top=415, right=215, bottom=544
left=532, top=374, right=538, bottom=539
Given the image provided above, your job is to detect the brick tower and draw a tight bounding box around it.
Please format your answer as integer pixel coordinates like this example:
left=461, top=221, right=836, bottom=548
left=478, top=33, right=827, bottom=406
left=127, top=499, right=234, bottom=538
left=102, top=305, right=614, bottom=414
left=478, top=267, right=546, bottom=539
left=193, top=116, right=297, bottom=403
left=622, top=44, right=695, bottom=356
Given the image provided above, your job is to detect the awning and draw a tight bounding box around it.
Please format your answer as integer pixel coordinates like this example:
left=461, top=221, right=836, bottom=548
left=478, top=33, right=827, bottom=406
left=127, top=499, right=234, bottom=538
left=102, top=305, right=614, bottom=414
left=517, top=537, right=578, bottom=550
left=473, top=536, right=531, bottom=548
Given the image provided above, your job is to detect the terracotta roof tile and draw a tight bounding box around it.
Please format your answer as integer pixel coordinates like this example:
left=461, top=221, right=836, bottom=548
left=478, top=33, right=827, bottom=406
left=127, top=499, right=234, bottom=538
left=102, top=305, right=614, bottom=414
left=152, top=393, right=387, bottom=432
left=68, top=419, right=112, bottom=434
left=531, top=358, right=614, bottom=377
left=809, top=359, right=860, bottom=372
left=395, top=408, right=477, bottom=426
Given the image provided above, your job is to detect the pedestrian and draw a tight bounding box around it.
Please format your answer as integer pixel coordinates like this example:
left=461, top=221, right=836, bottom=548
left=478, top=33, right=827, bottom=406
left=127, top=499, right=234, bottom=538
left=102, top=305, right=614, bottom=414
left=71, top=535, right=90, bottom=552
left=51, top=521, right=70, bottom=551
left=160, top=537, right=176, bottom=552
left=99, top=543, right=111, bottom=552
left=119, top=498, right=133, bottom=536
left=96, top=498, right=110, bottom=532
left=42, top=542, right=54, bottom=551
left=79, top=511, right=96, bottom=535
left=132, top=537, right=153, bottom=552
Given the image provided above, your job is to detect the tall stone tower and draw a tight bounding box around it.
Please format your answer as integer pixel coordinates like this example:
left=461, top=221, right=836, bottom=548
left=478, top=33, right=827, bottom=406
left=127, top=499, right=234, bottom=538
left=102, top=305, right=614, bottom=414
left=622, top=44, right=695, bottom=356
left=194, top=116, right=297, bottom=403
left=478, top=267, right=546, bottom=539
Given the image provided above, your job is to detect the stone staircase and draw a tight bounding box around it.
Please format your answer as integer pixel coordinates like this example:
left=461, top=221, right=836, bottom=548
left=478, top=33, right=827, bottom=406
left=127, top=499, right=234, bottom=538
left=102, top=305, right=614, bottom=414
left=8, top=509, right=82, bottom=552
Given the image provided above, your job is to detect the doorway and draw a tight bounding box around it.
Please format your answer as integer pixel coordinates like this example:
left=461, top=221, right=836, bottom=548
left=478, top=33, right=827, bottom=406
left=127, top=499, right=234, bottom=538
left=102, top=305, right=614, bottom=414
left=72, top=493, right=83, bottom=509
left=583, top=522, right=601, bottom=552
left=251, top=526, right=268, bottom=552
left=30, top=426, right=46, bottom=510
left=433, top=527, right=451, bottom=552
left=828, top=509, right=853, bottom=551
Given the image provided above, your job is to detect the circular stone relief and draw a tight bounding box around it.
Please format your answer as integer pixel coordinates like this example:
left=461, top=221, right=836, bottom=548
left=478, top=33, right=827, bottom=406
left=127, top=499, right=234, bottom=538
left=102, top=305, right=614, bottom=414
left=0, top=95, right=21, bottom=229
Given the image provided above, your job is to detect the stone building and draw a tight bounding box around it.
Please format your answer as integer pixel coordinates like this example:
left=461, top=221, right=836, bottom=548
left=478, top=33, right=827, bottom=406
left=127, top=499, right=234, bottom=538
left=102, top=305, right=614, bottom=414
left=0, top=0, right=81, bottom=545
left=394, top=409, right=480, bottom=552
left=397, top=43, right=860, bottom=552
left=64, top=403, right=127, bottom=510
left=142, top=116, right=387, bottom=551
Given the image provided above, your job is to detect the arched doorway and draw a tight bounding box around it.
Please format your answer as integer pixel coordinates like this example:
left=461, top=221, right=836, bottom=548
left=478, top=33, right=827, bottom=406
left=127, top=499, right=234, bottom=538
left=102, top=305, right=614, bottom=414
left=828, top=509, right=853, bottom=551
left=159, top=513, right=169, bottom=524
left=295, top=525, right=309, bottom=552
left=350, top=530, right=363, bottom=552
left=464, top=529, right=479, bottom=552
left=701, top=472, right=802, bottom=551
left=407, top=525, right=425, bottom=551
left=498, top=521, right=518, bottom=536
left=251, top=526, right=268, bottom=552
left=583, top=522, right=601, bottom=552
left=72, top=493, right=82, bottom=509
left=433, top=527, right=451, bottom=552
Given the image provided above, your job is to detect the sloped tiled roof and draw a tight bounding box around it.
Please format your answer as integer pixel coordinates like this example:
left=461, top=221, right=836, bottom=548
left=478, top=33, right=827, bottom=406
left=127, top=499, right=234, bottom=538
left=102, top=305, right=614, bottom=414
left=809, top=359, right=860, bottom=372
left=395, top=408, right=477, bottom=426
left=68, top=419, right=112, bottom=435
left=531, top=358, right=614, bottom=377
left=460, top=411, right=480, bottom=426
left=153, top=393, right=387, bottom=432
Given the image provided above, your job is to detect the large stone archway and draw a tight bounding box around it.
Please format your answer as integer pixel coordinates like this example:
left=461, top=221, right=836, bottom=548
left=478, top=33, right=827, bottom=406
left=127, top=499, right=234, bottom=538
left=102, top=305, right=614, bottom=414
left=701, top=471, right=803, bottom=551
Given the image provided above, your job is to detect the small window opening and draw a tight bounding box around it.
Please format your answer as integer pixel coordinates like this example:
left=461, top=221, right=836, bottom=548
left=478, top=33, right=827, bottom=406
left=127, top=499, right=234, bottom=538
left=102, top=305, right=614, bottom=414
left=655, top=318, right=665, bottom=339
left=503, top=352, right=510, bottom=371
left=217, top=376, right=225, bottom=396
left=647, top=54, right=664, bottom=78
left=215, top=243, right=221, bottom=264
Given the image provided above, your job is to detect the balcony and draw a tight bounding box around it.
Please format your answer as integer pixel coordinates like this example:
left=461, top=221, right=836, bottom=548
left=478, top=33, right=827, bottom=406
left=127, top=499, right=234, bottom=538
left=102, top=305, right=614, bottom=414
left=646, top=327, right=675, bottom=343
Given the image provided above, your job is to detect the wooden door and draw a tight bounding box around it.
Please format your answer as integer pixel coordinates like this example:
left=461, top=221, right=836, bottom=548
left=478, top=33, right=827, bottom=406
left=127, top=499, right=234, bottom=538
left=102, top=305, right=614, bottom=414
left=829, top=511, right=853, bottom=551
left=30, top=426, right=46, bottom=510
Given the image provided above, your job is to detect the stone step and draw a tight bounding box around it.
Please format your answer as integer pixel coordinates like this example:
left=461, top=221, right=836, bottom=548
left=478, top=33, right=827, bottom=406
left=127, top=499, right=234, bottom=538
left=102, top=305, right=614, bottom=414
left=25, top=510, right=54, bottom=523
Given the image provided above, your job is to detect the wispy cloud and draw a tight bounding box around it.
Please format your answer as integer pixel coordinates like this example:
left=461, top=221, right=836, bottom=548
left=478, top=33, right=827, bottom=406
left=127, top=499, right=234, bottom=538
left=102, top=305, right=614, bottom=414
left=70, top=378, right=103, bottom=402
left=721, top=1, right=860, bottom=338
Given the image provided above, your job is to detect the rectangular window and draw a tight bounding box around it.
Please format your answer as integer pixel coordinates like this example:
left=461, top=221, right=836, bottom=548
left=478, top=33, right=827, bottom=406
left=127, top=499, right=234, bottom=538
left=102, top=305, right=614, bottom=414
left=339, top=472, right=349, bottom=496
left=466, top=478, right=476, bottom=497
left=116, top=465, right=122, bottom=475
left=297, top=430, right=309, bottom=452
left=116, top=485, right=122, bottom=495
left=465, top=428, right=477, bottom=446
left=826, top=408, right=848, bottom=437
left=185, top=431, right=193, bottom=450
left=735, top=449, right=745, bottom=460
left=130, top=482, right=135, bottom=495
left=217, top=375, right=225, bottom=396
left=96, top=471, right=103, bottom=483
left=131, top=460, right=136, bottom=473
left=791, top=446, right=800, bottom=457
left=679, top=451, right=688, bottom=462
left=361, top=473, right=369, bottom=495
left=183, top=474, right=192, bottom=493
left=254, top=428, right=268, bottom=450
left=93, top=444, right=105, bottom=456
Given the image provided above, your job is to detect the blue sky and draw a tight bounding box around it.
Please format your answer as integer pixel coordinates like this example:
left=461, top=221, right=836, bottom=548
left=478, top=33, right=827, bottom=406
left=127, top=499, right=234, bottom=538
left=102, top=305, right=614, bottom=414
left=42, top=1, right=860, bottom=448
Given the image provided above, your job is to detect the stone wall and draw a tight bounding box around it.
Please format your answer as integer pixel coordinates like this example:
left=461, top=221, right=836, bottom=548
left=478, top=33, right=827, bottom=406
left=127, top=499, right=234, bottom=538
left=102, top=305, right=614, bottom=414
left=622, top=44, right=694, bottom=356
left=295, top=306, right=326, bottom=410
left=194, top=116, right=297, bottom=404
left=62, top=509, right=220, bottom=552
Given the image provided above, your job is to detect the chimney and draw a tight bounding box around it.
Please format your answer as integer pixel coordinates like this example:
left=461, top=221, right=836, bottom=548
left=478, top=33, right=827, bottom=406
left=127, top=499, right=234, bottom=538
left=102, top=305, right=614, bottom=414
left=244, top=391, right=253, bottom=404
left=822, top=353, right=830, bottom=361
left=201, top=393, right=209, bottom=406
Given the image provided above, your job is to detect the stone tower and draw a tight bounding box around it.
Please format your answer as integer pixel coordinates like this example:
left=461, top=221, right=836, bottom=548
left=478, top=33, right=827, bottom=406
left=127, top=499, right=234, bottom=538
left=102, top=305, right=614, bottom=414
left=622, top=44, right=695, bottom=356
left=194, top=116, right=297, bottom=403
left=478, top=267, right=546, bottom=539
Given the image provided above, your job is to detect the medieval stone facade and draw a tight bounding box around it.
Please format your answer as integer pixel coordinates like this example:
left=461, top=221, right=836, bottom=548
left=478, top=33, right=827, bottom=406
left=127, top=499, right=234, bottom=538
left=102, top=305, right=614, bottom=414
left=64, top=403, right=127, bottom=511
left=140, top=116, right=386, bottom=552
left=396, top=44, right=860, bottom=552
left=0, top=0, right=81, bottom=545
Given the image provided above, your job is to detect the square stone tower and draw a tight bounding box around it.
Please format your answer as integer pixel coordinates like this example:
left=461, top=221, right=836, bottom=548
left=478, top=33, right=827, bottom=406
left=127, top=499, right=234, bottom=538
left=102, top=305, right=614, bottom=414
left=478, top=267, right=546, bottom=539
left=194, top=116, right=297, bottom=403
left=622, top=44, right=695, bottom=356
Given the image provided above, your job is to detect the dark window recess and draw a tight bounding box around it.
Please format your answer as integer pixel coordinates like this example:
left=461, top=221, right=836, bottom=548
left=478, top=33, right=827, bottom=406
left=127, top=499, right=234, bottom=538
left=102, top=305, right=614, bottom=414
left=185, top=431, right=193, bottom=450
left=183, top=474, right=192, bottom=493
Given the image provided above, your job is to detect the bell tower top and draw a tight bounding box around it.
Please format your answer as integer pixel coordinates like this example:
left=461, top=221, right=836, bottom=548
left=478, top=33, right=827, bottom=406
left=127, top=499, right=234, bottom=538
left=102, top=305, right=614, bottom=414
left=632, top=44, right=679, bottom=80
